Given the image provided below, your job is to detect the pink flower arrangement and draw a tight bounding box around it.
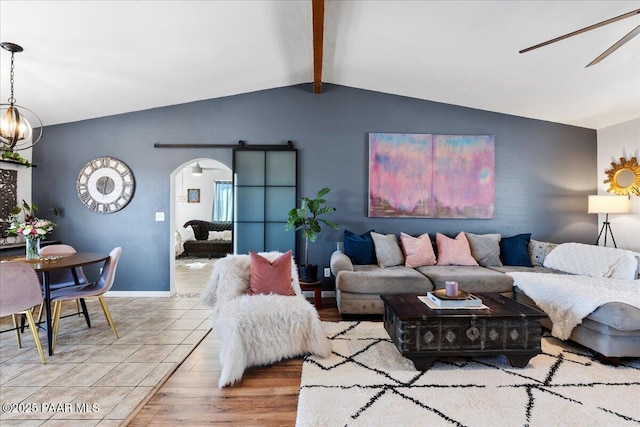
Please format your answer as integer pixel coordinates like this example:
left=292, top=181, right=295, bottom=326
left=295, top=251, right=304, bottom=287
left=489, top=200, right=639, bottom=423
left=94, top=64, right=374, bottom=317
left=8, top=201, right=57, bottom=240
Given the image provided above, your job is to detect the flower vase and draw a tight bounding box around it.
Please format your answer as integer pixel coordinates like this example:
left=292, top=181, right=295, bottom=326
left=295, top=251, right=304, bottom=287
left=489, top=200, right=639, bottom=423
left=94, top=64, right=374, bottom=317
left=25, top=237, right=41, bottom=260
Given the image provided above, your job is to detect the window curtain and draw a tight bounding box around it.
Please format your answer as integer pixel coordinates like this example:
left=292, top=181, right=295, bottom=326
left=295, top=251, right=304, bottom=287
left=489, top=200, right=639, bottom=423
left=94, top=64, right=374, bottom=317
left=213, top=181, right=232, bottom=222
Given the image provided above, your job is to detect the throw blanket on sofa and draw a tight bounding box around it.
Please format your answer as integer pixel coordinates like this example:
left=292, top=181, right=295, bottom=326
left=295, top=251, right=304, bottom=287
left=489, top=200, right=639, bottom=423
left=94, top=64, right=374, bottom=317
left=508, top=272, right=640, bottom=340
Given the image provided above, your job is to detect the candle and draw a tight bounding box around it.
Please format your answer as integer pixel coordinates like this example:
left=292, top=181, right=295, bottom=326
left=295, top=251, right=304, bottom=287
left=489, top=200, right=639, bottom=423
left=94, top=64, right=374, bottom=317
left=445, top=281, right=459, bottom=297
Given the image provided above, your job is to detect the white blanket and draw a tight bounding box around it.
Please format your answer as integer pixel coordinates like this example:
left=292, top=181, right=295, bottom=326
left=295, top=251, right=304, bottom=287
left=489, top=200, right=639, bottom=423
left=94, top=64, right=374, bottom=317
left=508, top=272, right=640, bottom=340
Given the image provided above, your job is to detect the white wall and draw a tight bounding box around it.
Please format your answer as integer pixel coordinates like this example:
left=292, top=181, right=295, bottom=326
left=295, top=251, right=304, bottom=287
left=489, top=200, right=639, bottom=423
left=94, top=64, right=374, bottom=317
left=1, top=148, right=32, bottom=243
left=596, top=118, right=640, bottom=252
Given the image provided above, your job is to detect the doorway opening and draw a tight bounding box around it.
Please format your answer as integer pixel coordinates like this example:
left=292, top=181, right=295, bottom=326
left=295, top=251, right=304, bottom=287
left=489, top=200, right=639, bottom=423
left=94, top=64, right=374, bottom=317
left=169, top=158, right=233, bottom=295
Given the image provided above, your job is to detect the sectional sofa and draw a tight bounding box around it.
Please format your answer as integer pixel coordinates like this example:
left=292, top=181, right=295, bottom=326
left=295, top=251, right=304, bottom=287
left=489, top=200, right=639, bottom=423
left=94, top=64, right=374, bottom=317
left=330, top=231, right=640, bottom=360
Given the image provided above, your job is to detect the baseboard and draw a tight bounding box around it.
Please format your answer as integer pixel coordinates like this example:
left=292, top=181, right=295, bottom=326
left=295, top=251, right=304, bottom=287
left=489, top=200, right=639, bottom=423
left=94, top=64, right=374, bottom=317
left=104, top=291, right=172, bottom=297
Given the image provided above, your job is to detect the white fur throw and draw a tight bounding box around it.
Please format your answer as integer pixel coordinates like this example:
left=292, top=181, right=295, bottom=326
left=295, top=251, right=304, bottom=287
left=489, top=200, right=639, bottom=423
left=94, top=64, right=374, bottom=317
left=201, top=252, right=332, bottom=387
left=509, top=272, right=640, bottom=340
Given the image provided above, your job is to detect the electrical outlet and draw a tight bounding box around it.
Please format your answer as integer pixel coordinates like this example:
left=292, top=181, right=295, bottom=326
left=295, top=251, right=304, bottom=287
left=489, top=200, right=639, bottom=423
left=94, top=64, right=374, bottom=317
left=324, top=268, right=331, bottom=278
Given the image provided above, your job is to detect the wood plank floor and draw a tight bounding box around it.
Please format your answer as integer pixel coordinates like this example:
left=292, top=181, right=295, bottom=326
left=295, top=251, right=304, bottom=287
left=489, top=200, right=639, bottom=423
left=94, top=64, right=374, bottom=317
left=128, top=298, right=343, bottom=426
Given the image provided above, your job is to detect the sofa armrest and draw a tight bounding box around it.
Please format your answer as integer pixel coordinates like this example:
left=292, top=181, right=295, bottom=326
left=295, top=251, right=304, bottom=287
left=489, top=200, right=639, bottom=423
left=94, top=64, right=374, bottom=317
left=331, top=251, right=354, bottom=276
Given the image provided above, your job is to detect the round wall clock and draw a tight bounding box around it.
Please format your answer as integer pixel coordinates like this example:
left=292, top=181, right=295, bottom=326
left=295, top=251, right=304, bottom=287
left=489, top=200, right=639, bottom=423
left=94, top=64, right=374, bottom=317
left=77, top=156, right=135, bottom=213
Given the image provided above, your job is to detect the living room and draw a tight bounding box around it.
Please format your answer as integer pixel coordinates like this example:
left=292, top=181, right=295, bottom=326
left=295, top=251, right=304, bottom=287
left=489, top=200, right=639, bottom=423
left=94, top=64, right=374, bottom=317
left=1, top=1, right=639, bottom=425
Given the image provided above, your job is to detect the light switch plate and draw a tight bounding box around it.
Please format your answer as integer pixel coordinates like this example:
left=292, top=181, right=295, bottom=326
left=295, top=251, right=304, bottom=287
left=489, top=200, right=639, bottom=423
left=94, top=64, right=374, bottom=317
left=324, top=268, right=331, bottom=277
left=155, top=212, right=165, bottom=221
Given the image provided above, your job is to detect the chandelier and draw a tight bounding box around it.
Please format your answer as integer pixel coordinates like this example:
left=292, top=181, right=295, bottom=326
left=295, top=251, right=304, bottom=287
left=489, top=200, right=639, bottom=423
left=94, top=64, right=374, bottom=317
left=1, top=42, right=43, bottom=151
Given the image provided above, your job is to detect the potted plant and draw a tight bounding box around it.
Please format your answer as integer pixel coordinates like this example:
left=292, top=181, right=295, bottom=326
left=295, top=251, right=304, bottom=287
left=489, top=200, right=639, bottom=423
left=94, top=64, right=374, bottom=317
left=285, top=187, right=339, bottom=282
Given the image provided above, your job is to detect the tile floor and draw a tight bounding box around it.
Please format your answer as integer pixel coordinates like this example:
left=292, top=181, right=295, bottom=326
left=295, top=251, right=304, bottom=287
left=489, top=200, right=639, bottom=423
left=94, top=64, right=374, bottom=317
left=0, top=257, right=216, bottom=425
left=174, top=257, right=217, bottom=296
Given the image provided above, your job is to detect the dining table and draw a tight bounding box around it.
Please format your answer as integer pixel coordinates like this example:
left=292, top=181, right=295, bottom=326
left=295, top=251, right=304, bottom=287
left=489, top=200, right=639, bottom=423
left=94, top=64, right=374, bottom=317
left=1, top=252, right=109, bottom=356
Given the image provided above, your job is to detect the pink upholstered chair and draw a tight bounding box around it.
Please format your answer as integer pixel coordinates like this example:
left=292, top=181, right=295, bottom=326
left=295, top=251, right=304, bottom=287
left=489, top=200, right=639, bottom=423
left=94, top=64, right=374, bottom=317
left=38, top=244, right=89, bottom=322
left=0, top=261, right=46, bottom=364
left=40, top=244, right=89, bottom=288
left=50, top=247, right=121, bottom=352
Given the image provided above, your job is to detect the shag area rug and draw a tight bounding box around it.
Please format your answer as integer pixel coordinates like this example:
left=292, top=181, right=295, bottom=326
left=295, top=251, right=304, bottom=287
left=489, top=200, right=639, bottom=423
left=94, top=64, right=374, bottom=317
left=296, top=321, right=640, bottom=427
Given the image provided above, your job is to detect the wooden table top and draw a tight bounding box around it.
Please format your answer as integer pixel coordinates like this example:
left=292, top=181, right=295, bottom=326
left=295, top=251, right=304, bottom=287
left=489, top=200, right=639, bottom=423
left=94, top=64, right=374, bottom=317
left=381, top=293, right=547, bottom=321
left=1, top=252, right=109, bottom=272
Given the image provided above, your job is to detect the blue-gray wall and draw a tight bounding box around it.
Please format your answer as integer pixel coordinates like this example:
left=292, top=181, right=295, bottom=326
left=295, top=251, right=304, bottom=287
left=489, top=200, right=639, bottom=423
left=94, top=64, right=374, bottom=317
left=33, top=84, right=597, bottom=292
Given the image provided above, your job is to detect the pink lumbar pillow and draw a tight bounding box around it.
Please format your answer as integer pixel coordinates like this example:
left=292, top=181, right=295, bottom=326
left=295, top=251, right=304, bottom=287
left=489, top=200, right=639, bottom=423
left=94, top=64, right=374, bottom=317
left=436, top=232, right=479, bottom=266
left=248, top=250, right=295, bottom=296
left=400, top=232, right=437, bottom=268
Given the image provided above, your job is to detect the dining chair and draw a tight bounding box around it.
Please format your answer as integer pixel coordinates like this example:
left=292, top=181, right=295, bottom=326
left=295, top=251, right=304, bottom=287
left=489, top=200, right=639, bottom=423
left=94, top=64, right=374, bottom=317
left=38, top=244, right=89, bottom=323
left=50, top=247, right=122, bottom=352
left=0, top=261, right=47, bottom=364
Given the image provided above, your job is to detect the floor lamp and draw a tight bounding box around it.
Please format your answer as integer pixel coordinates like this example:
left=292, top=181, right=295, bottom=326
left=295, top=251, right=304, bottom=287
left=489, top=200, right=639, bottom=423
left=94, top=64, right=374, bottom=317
left=588, top=195, right=630, bottom=248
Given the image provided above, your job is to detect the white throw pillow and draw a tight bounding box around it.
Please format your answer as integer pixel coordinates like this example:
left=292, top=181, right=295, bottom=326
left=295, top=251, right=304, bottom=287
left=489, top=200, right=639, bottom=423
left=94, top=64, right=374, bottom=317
left=542, top=242, right=633, bottom=278
left=208, top=231, right=225, bottom=241
left=181, top=225, right=196, bottom=242
left=610, top=252, right=640, bottom=280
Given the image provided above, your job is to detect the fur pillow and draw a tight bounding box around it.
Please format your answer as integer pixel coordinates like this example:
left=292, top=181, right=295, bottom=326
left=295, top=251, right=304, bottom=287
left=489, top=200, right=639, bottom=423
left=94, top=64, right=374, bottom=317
left=400, top=232, right=436, bottom=268
left=371, top=232, right=404, bottom=267
left=436, top=232, right=478, bottom=266
left=248, top=250, right=295, bottom=296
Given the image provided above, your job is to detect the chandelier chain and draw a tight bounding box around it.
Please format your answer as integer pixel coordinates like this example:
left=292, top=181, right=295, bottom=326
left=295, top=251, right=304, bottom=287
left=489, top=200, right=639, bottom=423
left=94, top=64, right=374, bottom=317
left=8, top=51, right=16, bottom=105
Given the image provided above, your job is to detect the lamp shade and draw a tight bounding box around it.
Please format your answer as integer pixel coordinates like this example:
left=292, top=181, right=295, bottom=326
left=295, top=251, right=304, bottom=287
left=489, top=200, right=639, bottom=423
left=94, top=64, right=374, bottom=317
left=587, top=195, right=630, bottom=214
left=192, top=162, right=203, bottom=176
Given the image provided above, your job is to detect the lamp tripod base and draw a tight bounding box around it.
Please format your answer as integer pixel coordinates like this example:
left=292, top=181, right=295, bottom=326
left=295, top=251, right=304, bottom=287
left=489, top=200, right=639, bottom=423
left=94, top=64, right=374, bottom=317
left=595, top=214, right=618, bottom=248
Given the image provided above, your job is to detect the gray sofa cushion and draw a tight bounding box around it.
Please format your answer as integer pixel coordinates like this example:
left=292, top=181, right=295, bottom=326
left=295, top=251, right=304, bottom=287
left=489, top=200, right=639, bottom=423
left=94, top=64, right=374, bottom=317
left=337, top=265, right=433, bottom=294
left=465, top=232, right=503, bottom=267
left=371, top=232, right=404, bottom=267
left=486, top=265, right=565, bottom=274
left=416, top=265, right=513, bottom=293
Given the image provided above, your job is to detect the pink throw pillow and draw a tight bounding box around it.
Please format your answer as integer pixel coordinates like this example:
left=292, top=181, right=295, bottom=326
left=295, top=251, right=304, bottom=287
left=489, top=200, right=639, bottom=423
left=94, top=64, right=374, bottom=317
left=436, top=232, right=479, bottom=266
left=401, top=232, right=436, bottom=268
left=248, top=250, right=295, bottom=296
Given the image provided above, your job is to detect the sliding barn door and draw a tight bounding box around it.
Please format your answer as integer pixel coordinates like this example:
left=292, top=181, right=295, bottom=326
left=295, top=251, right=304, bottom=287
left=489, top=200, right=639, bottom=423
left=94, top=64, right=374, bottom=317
left=233, top=148, right=297, bottom=255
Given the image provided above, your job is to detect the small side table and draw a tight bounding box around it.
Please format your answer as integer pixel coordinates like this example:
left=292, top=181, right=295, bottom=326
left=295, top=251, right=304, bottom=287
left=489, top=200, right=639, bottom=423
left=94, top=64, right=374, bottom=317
left=299, top=280, right=322, bottom=309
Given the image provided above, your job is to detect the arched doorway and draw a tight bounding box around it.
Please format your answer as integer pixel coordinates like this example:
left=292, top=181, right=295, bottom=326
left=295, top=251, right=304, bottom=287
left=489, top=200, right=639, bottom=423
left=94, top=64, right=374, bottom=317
left=169, top=158, right=232, bottom=295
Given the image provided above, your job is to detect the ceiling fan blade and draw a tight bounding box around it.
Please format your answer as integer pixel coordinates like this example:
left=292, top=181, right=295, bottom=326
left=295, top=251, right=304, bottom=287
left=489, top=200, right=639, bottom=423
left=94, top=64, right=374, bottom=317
left=519, top=8, right=640, bottom=54
left=586, top=24, right=640, bottom=67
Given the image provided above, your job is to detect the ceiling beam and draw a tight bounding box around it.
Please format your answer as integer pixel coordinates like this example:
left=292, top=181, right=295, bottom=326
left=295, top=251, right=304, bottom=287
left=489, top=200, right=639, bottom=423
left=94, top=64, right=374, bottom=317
left=312, top=0, right=324, bottom=94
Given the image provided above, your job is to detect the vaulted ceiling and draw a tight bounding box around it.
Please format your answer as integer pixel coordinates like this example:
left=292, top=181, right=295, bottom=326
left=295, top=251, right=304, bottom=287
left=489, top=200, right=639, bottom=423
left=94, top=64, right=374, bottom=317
left=1, top=1, right=638, bottom=130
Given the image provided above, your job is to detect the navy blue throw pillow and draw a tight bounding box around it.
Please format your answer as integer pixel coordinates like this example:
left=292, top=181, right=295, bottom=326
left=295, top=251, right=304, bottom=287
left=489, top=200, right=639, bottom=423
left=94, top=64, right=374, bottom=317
left=344, top=229, right=377, bottom=265
left=499, top=233, right=532, bottom=267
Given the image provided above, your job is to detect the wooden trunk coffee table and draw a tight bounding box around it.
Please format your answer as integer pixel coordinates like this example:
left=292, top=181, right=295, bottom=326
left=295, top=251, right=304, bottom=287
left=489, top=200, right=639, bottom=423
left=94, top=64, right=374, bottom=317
left=382, top=293, right=547, bottom=370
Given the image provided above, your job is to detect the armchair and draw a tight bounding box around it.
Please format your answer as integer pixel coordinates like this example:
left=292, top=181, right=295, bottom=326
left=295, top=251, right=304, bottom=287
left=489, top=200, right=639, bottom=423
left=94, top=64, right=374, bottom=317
left=201, top=251, right=331, bottom=387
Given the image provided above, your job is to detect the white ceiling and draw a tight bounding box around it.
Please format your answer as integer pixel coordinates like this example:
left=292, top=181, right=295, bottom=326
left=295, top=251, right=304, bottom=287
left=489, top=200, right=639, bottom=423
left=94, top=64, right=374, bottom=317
left=1, top=0, right=639, bottom=130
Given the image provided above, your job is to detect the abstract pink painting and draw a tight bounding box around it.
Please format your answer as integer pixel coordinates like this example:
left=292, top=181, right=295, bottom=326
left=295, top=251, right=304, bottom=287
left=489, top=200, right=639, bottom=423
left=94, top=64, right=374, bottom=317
left=368, top=133, right=494, bottom=218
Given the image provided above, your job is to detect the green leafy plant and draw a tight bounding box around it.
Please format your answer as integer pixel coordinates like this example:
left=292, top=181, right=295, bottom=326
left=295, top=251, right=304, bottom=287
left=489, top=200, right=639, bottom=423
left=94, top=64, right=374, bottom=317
left=1, top=149, right=33, bottom=167
left=285, top=187, right=339, bottom=267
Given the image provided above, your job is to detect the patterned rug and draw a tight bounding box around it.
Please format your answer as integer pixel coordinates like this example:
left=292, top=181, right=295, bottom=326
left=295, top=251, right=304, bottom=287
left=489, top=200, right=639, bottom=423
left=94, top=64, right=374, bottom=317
left=296, top=321, right=640, bottom=427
